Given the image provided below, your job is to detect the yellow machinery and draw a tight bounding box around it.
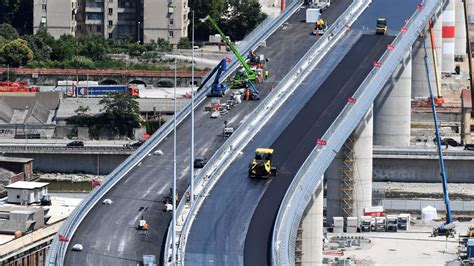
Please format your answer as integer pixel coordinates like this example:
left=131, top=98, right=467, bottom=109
left=249, top=148, right=277, bottom=178
left=376, top=18, right=387, bottom=35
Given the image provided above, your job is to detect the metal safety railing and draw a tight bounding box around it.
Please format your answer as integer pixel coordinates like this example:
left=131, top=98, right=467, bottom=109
left=272, top=0, right=444, bottom=265
left=166, top=0, right=370, bottom=264
left=46, top=1, right=303, bottom=264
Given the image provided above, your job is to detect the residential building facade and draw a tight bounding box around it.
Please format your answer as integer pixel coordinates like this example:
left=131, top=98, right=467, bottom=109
left=33, top=0, right=78, bottom=38
left=33, top=0, right=189, bottom=45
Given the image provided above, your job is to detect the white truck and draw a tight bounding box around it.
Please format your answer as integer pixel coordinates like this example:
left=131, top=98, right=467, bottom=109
left=360, top=216, right=372, bottom=232
left=386, top=215, right=398, bottom=232
left=375, top=216, right=386, bottom=232
left=397, top=214, right=411, bottom=231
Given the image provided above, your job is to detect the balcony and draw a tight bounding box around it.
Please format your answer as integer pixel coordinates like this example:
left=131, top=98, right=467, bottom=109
left=117, top=7, right=135, bottom=13
left=85, top=6, right=103, bottom=13
left=85, top=19, right=103, bottom=25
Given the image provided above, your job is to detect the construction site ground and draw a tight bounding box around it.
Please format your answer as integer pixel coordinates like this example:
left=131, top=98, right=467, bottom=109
left=325, top=221, right=469, bottom=265
left=374, top=181, right=474, bottom=201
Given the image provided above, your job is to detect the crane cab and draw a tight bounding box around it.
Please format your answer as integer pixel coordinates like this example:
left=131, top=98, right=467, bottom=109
left=249, top=148, right=277, bottom=178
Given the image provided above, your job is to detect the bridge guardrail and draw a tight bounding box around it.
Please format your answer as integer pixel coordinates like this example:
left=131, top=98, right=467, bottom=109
left=46, top=1, right=307, bottom=264
left=272, top=0, right=444, bottom=264
left=0, top=145, right=133, bottom=153
left=166, top=0, right=367, bottom=264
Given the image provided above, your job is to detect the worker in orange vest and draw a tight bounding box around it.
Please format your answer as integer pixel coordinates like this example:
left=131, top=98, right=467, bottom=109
left=245, top=88, right=250, bottom=100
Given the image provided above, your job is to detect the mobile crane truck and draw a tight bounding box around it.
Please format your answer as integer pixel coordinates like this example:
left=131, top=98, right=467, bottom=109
left=422, top=35, right=455, bottom=238
left=203, top=15, right=260, bottom=100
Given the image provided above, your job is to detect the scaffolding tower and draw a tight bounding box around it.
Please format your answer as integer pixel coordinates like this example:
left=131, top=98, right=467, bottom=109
left=340, top=135, right=355, bottom=217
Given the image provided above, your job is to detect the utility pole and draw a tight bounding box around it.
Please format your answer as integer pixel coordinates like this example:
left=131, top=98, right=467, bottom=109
left=190, top=11, right=195, bottom=206
left=463, top=0, right=473, bottom=144
left=172, top=58, right=177, bottom=264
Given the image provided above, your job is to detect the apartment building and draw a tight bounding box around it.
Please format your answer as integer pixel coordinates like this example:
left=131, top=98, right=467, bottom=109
left=33, top=0, right=189, bottom=45
left=33, top=0, right=78, bottom=38
left=143, top=0, right=189, bottom=44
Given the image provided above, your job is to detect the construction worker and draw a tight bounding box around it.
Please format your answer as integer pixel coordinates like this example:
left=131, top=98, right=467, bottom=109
left=264, top=70, right=269, bottom=80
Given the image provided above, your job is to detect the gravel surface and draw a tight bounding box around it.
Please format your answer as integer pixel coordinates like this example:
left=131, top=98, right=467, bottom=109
left=35, top=173, right=105, bottom=182
left=374, top=182, right=474, bottom=200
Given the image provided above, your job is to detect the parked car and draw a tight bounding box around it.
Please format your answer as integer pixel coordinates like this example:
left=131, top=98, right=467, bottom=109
left=124, top=140, right=144, bottom=149
left=193, top=157, right=208, bottom=168
left=66, top=140, right=84, bottom=147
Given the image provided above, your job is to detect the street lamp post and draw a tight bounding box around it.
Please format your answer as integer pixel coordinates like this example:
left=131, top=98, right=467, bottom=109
left=190, top=11, right=195, bottom=206
left=137, top=21, right=141, bottom=44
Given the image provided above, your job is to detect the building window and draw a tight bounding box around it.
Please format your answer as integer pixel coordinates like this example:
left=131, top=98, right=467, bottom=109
left=109, top=20, right=113, bottom=26
left=97, top=25, right=102, bottom=32
left=169, top=31, right=174, bottom=38
left=169, top=18, right=174, bottom=25
left=109, top=33, right=113, bottom=38
left=42, top=4, right=47, bottom=11
left=184, top=14, right=187, bottom=21
left=108, top=8, right=113, bottom=15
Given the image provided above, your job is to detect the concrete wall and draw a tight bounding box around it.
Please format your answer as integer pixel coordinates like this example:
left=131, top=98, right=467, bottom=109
left=4, top=153, right=128, bottom=175
left=374, top=157, right=474, bottom=183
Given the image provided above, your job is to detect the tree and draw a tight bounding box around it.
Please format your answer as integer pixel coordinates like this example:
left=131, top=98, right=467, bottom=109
left=0, top=1, right=21, bottom=26
left=177, top=37, right=192, bottom=49
left=23, top=34, right=52, bottom=61
left=222, top=0, right=267, bottom=41
left=79, top=36, right=107, bottom=61
left=157, top=38, right=172, bottom=52
left=0, top=23, right=19, bottom=41
left=67, top=56, right=96, bottom=69
left=51, top=35, right=80, bottom=61
left=99, top=93, right=141, bottom=137
left=0, top=70, right=16, bottom=81
left=189, top=0, right=226, bottom=41
left=0, top=38, right=33, bottom=67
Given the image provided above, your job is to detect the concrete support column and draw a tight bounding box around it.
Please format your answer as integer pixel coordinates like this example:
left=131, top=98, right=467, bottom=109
left=442, top=0, right=456, bottom=73
left=352, top=108, right=373, bottom=219
left=301, top=182, right=324, bottom=265
left=374, top=52, right=412, bottom=146
left=326, top=108, right=373, bottom=223
left=325, top=152, right=342, bottom=225
left=455, top=0, right=467, bottom=59
left=412, top=19, right=442, bottom=99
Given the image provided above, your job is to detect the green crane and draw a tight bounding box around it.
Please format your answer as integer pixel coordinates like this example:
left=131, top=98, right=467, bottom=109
left=203, top=15, right=257, bottom=87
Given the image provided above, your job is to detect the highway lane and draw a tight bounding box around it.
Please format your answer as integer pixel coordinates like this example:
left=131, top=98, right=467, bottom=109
left=63, top=4, right=340, bottom=265
left=185, top=29, right=361, bottom=265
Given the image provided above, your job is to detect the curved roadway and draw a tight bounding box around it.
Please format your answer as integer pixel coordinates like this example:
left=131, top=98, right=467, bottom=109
left=185, top=0, right=419, bottom=265
left=64, top=3, right=338, bottom=265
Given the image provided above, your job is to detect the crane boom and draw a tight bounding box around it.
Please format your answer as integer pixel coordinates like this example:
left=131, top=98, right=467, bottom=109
left=422, top=36, right=453, bottom=226
left=204, top=15, right=256, bottom=81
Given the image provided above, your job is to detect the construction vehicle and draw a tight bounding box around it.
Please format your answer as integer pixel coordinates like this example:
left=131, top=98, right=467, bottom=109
left=313, top=18, right=328, bottom=35
left=203, top=15, right=260, bottom=100
left=375, top=18, right=387, bottom=35
left=375, top=216, right=386, bottom=232
left=397, top=214, right=411, bottom=230
left=198, top=58, right=229, bottom=97
left=386, top=215, right=398, bottom=232
left=418, top=35, right=456, bottom=238
left=248, top=148, right=277, bottom=178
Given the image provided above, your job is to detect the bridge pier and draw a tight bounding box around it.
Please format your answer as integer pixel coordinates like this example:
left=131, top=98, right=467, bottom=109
left=374, top=52, right=412, bottom=146
left=326, top=108, right=373, bottom=223
left=300, top=182, right=323, bottom=265
left=411, top=19, right=442, bottom=99
left=442, top=0, right=456, bottom=73
left=455, top=0, right=467, bottom=60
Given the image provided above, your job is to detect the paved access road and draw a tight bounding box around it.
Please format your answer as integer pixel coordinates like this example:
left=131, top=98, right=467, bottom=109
left=64, top=3, right=345, bottom=265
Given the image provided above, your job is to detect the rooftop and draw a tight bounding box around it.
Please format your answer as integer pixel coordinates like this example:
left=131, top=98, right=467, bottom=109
left=0, top=156, right=33, bottom=164
left=5, top=181, right=48, bottom=190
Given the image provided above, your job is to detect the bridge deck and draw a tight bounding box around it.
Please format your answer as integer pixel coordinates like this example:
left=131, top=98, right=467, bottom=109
left=63, top=3, right=347, bottom=265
